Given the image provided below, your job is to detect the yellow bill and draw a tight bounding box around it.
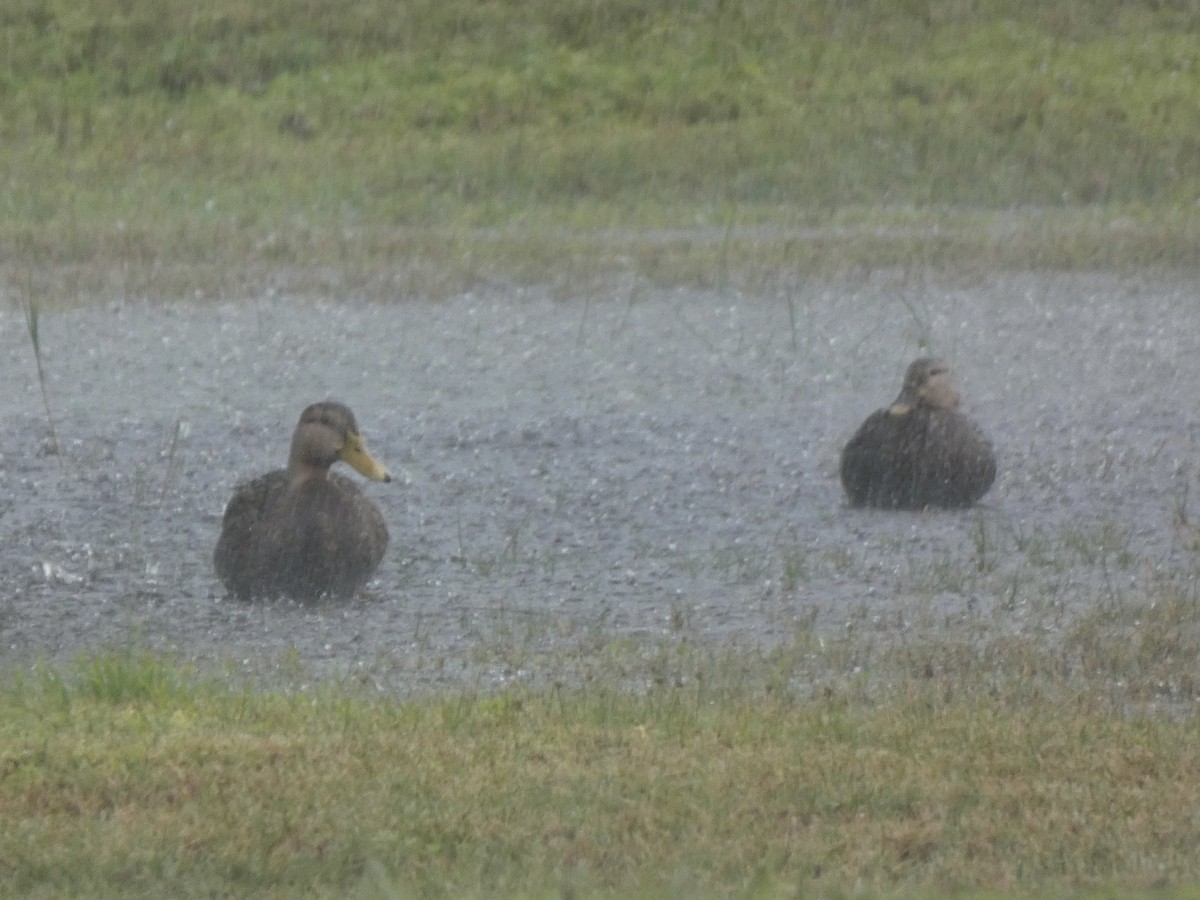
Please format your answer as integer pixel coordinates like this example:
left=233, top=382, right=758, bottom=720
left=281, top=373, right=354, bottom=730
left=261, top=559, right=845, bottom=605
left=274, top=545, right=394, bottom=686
left=340, top=432, right=392, bottom=482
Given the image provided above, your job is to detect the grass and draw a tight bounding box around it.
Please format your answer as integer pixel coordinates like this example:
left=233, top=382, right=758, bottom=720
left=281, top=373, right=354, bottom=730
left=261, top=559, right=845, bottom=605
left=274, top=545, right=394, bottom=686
left=5, top=599, right=1200, bottom=900
left=6, top=528, right=1200, bottom=898
left=8, top=529, right=1200, bottom=899
left=4, top=0, right=1200, bottom=303
left=16, top=270, right=64, bottom=462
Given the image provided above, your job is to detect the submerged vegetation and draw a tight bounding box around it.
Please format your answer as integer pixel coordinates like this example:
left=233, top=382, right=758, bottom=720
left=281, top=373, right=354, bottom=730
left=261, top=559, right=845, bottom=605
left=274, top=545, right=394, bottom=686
left=3, top=0, right=1200, bottom=299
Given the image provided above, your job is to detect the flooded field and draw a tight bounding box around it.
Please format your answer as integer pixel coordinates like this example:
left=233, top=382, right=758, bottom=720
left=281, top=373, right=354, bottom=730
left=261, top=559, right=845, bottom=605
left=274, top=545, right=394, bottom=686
left=2, top=270, right=1198, bottom=693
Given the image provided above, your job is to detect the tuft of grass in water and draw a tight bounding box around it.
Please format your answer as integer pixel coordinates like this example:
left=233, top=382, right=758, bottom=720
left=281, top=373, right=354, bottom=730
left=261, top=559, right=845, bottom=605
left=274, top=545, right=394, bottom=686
left=1063, top=573, right=1200, bottom=705
left=1061, top=519, right=1137, bottom=569
left=17, top=270, right=64, bottom=463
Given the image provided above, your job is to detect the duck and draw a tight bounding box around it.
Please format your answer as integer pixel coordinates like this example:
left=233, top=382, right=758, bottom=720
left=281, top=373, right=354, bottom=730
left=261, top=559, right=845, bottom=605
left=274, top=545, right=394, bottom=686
left=839, top=358, right=995, bottom=510
left=214, top=401, right=392, bottom=601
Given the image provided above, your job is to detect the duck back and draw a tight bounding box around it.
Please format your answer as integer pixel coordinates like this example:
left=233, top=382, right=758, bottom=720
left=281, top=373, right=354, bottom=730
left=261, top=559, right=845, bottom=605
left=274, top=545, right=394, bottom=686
left=840, top=407, right=995, bottom=510
left=214, top=471, right=388, bottom=601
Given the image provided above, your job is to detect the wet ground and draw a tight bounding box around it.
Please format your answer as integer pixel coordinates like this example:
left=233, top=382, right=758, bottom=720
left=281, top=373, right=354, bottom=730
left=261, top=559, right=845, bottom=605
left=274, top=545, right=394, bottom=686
left=2, top=269, right=1198, bottom=693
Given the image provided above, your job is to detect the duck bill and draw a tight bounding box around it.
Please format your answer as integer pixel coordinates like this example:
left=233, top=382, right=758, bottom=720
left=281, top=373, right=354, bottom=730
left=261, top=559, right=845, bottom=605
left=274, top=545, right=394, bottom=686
left=341, top=433, right=392, bottom=482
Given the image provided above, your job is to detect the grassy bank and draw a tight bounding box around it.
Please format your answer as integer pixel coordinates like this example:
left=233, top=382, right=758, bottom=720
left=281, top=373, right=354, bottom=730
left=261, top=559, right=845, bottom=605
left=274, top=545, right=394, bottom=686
left=5, top=561, right=1200, bottom=899
left=3, top=0, right=1200, bottom=301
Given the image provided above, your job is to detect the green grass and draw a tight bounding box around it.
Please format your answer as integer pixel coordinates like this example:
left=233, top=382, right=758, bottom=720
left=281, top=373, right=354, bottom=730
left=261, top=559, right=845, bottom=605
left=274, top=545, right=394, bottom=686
left=4, top=0, right=1200, bottom=303
left=8, top=515, right=1200, bottom=896
left=6, top=568, right=1200, bottom=900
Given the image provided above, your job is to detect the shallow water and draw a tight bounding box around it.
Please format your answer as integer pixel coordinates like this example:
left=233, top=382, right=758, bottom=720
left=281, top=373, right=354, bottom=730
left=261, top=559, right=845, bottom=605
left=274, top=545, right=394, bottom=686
left=2, top=270, right=1198, bottom=692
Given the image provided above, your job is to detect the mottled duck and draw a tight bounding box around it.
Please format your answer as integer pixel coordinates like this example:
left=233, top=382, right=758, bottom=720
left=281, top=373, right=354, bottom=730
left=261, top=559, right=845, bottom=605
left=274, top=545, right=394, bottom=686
left=840, top=358, right=995, bottom=510
left=214, top=401, right=391, bottom=601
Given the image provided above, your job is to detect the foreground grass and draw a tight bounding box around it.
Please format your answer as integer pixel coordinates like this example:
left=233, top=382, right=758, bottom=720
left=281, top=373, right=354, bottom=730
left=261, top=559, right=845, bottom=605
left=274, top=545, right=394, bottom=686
left=6, top=590, right=1200, bottom=900
left=4, top=0, right=1200, bottom=301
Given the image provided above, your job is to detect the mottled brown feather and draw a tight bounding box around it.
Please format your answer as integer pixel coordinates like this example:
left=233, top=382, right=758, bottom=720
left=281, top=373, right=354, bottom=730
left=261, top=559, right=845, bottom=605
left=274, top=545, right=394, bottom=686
left=840, top=359, right=996, bottom=510
left=214, top=402, right=390, bottom=601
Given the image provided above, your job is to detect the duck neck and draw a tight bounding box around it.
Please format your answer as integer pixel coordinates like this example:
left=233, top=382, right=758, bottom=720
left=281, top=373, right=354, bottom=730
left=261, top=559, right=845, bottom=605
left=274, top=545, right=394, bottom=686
left=289, top=462, right=328, bottom=485
left=287, top=438, right=331, bottom=485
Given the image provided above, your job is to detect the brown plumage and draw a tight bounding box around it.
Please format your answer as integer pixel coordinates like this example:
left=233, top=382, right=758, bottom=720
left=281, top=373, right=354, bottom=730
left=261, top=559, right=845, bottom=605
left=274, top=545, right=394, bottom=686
left=214, top=401, right=391, bottom=601
left=840, top=358, right=995, bottom=510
